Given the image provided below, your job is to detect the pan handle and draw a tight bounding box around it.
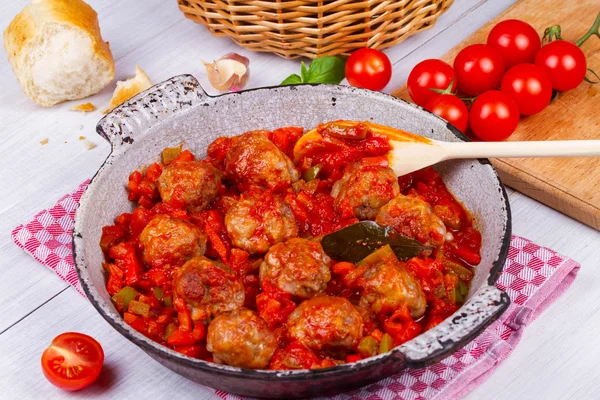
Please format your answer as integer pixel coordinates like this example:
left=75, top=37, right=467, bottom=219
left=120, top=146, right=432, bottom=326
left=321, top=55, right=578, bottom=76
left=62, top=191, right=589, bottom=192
left=96, top=74, right=208, bottom=149
left=396, top=285, right=510, bottom=368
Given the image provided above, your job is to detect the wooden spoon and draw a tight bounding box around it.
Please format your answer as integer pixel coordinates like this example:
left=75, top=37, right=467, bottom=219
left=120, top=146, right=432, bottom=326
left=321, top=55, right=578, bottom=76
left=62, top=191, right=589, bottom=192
left=293, top=121, right=600, bottom=176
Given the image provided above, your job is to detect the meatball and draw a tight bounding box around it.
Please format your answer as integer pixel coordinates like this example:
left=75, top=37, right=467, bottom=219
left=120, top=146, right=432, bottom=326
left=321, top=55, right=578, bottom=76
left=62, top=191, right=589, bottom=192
left=225, top=131, right=299, bottom=191
left=260, top=238, right=331, bottom=300
left=286, top=295, right=364, bottom=358
left=358, top=255, right=426, bottom=319
left=139, top=214, right=207, bottom=268
left=207, top=308, right=277, bottom=369
left=225, top=190, right=298, bottom=254
left=331, top=158, right=400, bottom=220
left=375, top=194, right=447, bottom=248
left=158, top=161, right=221, bottom=211
left=173, top=256, right=244, bottom=319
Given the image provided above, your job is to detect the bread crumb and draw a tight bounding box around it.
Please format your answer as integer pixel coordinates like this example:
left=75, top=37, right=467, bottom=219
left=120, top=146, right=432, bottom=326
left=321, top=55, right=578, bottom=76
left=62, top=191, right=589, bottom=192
left=70, top=102, right=97, bottom=112
left=84, top=140, right=97, bottom=150
left=40, top=138, right=49, bottom=145
left=104, top=65, right=152, bottom=114
left=79, top=136, right=86, bottom=140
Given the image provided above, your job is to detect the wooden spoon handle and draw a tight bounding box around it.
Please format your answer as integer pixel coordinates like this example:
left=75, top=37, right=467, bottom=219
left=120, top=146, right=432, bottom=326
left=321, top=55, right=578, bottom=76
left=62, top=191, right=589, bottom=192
left=442, top=140, right=600, bottom=159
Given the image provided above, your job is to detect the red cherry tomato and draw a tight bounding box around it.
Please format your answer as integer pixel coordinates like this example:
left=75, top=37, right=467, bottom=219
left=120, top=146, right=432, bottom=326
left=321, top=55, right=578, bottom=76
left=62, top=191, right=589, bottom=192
left=454, top=44, right=506, bottom=96
left=407, top=59, right=456, bottom=107
left=487, top=19, right=541, bottom=69
left=345, top=48, right=392, bottom=91
left=534, top=40, right=587, bottom=91
left=41, top=332, right=104, bottom=391
left=469, top=90, right=520, bottom=141
left=425, top=94, right=469, bottom=133
left=500, top=63, right=553, bottom=115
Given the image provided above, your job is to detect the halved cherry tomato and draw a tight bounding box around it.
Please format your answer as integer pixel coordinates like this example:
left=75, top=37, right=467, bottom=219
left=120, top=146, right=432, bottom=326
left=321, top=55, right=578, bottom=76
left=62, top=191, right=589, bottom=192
left=41, top=332, right=104, bottom=391
left=425, top=94, right=469, bottom=133
left=454, top=44, right=506, bottom=96
left=501, top=63, right=552, bottom=115
left=407, top=59, right=456, bottom=107
left=469, top=90, right=520, bottom=141
left=487, top=19, right=541, bottom=68
left=534, top=40, right=587, bottom=91
left=345, top=48, right=392, bottom=91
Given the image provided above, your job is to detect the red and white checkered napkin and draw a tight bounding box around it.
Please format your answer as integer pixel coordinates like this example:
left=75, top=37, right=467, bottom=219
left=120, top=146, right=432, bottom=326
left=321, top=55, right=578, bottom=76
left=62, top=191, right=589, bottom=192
left=13, top=182, right=580, bottom=400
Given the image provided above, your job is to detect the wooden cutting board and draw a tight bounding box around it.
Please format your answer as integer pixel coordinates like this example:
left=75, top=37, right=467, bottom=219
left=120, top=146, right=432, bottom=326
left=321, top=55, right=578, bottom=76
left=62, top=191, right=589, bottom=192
left=393, top=0, right=600, bottom=230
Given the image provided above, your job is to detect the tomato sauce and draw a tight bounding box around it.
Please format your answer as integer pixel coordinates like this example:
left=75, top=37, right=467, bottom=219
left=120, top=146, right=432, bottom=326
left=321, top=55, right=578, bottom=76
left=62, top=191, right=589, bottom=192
left=100, top=123, right=481, bottom=369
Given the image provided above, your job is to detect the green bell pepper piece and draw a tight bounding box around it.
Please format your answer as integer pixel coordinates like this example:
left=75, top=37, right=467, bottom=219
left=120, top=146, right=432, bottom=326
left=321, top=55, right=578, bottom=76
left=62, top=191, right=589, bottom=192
left=128, top=300, right=150, bottom=318
left=303, top=164, right=322, bottom=182
left=112, top=286, right=139, bottom=310
left=379, top=333, right=394, bottom=354
left=153, top=286, right=164, bottom=301
left=357, top=336, right=378, bottom=358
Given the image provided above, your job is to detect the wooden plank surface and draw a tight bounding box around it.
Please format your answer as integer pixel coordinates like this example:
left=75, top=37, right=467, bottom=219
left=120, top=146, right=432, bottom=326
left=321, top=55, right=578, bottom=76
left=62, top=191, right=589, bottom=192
left=393, top=0, right=600, bottom=230
left=3, top=0, right=600, bottom=399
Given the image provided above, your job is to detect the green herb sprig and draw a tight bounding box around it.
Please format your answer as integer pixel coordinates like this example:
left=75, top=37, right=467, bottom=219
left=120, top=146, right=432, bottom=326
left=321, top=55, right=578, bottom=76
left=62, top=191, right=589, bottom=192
left=281, top=56, right=346, bottom=85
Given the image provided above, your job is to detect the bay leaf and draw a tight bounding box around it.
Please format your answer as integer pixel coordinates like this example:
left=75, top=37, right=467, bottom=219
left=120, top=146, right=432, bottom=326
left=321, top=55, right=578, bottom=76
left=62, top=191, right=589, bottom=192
left=321, top=221, right=431, bottom=263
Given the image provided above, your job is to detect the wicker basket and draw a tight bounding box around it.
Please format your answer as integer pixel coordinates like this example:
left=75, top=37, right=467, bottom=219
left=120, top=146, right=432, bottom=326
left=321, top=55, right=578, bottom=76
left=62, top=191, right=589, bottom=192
left=177, top=0, right=454, bottom=59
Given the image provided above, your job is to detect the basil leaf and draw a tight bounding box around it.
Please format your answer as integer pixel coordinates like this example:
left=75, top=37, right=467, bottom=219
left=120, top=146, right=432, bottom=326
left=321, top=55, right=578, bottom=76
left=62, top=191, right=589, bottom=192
left=300, top=61, right=309, bottom=83
left=280, top=74, right=303, bottom=85
left=321, top=221, right=431, bottom=263
left=306, top=56, right=346, bottom=84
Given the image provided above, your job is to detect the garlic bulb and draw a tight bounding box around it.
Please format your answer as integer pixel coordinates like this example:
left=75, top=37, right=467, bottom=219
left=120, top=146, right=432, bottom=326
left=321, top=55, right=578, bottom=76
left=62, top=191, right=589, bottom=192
left=203, top=53, right=250, bottom=92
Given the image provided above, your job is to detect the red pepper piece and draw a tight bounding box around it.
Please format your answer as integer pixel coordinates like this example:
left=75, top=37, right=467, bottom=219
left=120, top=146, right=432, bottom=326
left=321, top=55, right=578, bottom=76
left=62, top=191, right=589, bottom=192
left=284, top=194, right=310, bottom=232
left=256, top=282, right=296, bottom=330
left=100, top=224, right=126, bottom=254
left=115, top=212, right=132, bottom=228
left=452, top=227, right=482, bottom=265
left=269, top=341, right=325, bottom=370
left=123, top=312, right=138, bottom=324
left=206, top=137, right=232, bottom=170
left=157, top=308, right=175, bottom=325
left=139, top=294, right=162, bottom=310
left=173, top=297, right=192, bottom=332
left=109, top=242, right=144, bottom=286
left=383, top=306, right=422, bottom=346
left=128, top=317, right=164, bottom=342
left=174, top=345, right=203, bottom=358
left=172, top=149, right=195, bottom=163
left=242, top=274, right=260, bottom=309
left=345, top=355, right=362, bottom=363
left=167, top=330, right=197, bottom=346
left=145, top=163, right=163, bottom=183
left=106, top=264, right=124, bottom=296
left=271, top=127, right=303, bottom=157
left=129, top=207, right=155, bottom=237
left=204, top=210, right=231, bottom=263
left=192, top=322, right=206, bottom=341
left=146, top=268, right=168, bottom=287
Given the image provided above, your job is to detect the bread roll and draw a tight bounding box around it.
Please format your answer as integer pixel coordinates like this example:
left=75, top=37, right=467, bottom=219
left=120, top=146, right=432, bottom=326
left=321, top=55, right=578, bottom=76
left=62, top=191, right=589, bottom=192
left=3, top=0, right=114, bottom=107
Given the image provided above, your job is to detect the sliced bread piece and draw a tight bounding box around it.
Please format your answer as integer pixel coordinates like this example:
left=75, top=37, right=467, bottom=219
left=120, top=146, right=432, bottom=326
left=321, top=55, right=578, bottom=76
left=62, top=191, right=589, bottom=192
left=104, top=65, right=152, bottom=113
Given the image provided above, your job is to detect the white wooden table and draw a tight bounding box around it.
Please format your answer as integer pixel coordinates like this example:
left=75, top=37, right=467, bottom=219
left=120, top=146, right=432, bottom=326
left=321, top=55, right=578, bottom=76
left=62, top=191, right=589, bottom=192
left=1, top=0, right=599, bottom=398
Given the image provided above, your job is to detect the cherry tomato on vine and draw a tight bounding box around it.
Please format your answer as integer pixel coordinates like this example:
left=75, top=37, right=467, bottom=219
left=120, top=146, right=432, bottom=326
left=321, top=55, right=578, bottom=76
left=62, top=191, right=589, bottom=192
left=500, top=63, right=552, bottom=116
left=345, top=48, right=392, bottom=91
left=407, top=59, right=456, bottom=107
left=534, top=40, right=587, bottom=91
left=425, top=94, right=469, bottom=133
left=454, top=44, right=506, bottom=96
left=469, top=90, right=520, bottom=141
left=487, top=19, right=541, bottom=68
left=41, top=332, right=104, bottom=391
